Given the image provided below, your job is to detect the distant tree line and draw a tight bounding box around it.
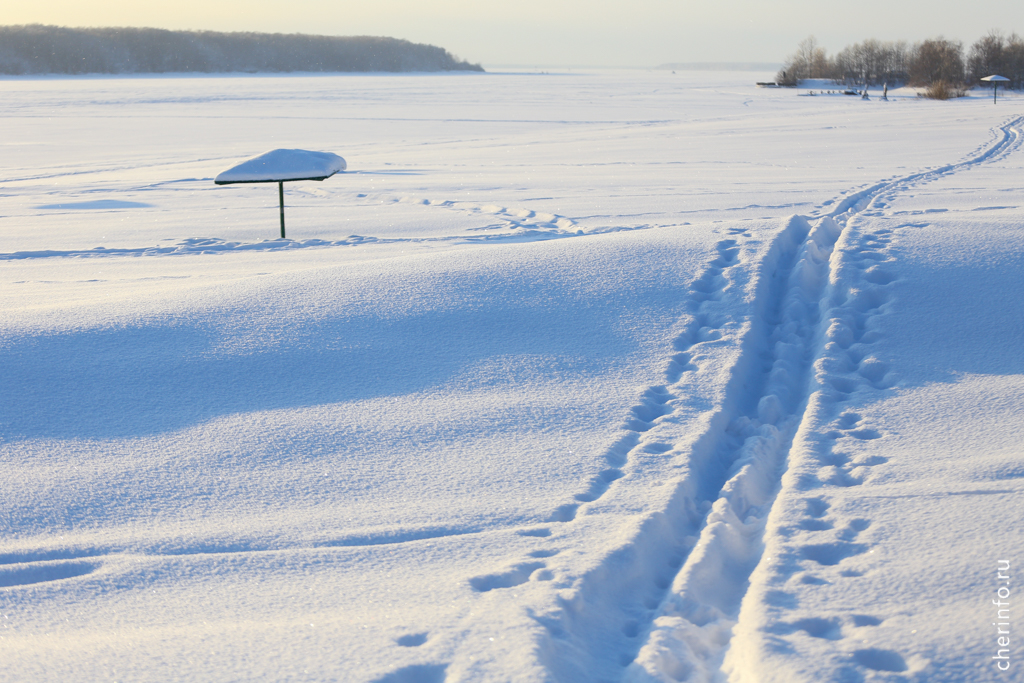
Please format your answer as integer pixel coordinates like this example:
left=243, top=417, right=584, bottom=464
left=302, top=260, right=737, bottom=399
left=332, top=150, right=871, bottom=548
left=778, top=32, right=1024, bottom=88
left=0, top=25, right=484, bottom=75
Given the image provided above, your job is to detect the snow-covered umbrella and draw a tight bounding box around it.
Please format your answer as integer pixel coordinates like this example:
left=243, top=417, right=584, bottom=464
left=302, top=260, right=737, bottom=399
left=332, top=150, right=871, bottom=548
left=980, top=75, right=1011, bottom=104
left=215, top=149, right=346, bottom=238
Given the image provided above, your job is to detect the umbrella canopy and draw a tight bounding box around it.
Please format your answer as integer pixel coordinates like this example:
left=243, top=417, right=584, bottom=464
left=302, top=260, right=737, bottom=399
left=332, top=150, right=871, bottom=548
left=214, top=149, right=347, bottom=239
left=979, top=75, right=1011, bottom=104
left=215, top=149, right=346, bottom=185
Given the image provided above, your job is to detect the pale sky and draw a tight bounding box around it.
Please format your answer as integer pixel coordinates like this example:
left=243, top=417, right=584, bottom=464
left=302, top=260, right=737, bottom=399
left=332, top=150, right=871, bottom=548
left=6, top=0, right=1024, bottom=67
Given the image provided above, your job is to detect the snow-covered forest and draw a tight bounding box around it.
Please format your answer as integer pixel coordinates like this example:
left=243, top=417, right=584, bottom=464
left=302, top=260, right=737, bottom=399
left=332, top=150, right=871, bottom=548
left=0, top=25, right=484, bottom=74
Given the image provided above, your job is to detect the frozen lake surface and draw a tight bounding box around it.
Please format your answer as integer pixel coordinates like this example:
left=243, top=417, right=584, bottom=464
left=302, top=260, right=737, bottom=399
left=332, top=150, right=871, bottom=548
left=1, top=70, right=1022, bottom=682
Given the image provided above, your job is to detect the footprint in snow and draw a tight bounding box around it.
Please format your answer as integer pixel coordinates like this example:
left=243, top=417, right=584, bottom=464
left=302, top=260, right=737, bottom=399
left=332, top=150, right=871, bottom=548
left=799, top=542, right=868, bottom=566
left=835, top=519, right=871, bottom=541
left=853, top=648, right=908, bottom=673
left=395, top=633, right=428, bottom=647
left=851, top=614, right=883, bottom=627
left=772, top=616, right=843, bottom=640
left=835, top=412, right=861, bottom=429
left=805, top=497, right=830, bottom=518
left=468, top=561, right=550, bottom=592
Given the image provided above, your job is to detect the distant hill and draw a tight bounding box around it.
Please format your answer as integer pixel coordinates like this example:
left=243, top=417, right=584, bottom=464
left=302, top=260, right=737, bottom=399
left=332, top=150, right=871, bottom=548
left=656, top=62, right=781, bottom=72
left=0, top=25, right=484, bottom=75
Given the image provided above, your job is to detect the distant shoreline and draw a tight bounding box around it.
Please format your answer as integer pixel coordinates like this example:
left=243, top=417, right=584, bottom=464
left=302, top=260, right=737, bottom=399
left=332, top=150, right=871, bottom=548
left=0, top=66, right=790, bottom=81
left=0, top=70, right=487, bottom=81
left=0, top=25, right=483, bottom=75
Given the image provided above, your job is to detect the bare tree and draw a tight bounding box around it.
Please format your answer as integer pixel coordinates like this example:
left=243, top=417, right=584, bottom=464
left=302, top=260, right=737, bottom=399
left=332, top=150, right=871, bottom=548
left=833, top=39, right=909, bottom=85
left=908, top=38, right=965, bottom=86
left=777, top=35, right=829, bottom=83
left=1008, top=34, right=1024, bottom=88
left=968, top=31, right=1024, bottom=88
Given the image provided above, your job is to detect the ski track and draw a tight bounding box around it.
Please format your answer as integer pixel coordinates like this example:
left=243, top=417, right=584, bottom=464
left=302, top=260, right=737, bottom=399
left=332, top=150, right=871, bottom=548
left=454, top=115, right=1023, bottom=683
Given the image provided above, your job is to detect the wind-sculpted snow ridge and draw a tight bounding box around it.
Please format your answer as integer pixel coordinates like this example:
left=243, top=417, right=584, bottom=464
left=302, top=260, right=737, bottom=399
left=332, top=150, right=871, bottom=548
left=0, top=236, right=381, bottom=260
left=0, top=233, right=598, bottom=262
left=0, top=233, right=554, bottom=261
left=453, top=115, right=1024, bottom=683
left=0, top=199, right=591, bottom=260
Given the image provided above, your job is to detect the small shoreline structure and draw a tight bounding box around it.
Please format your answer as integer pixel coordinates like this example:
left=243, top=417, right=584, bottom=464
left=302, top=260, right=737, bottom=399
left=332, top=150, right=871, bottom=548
left=0, top=25, right=484, bottom=75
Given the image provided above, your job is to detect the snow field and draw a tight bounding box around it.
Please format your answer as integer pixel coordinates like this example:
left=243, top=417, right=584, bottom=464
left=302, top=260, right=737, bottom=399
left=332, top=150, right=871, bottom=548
left=1, top=70, right=1023, bottom=682
left=0, top=71, right=1009, bottom=255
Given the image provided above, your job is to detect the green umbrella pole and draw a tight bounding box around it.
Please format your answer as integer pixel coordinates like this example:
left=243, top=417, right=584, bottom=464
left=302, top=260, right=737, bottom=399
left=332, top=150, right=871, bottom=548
left=279, top=181, right=286, bottom=239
